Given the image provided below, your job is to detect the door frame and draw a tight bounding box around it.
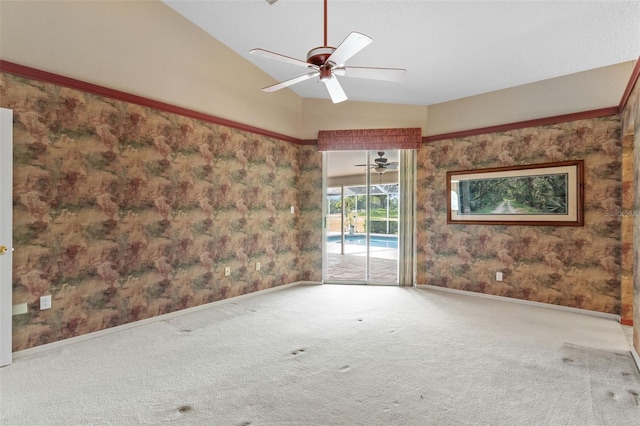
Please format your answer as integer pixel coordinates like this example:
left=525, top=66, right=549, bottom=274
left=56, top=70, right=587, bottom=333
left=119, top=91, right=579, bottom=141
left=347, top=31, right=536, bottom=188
left=1, top=108, right=13, bottom=367
left=322, top=150, right=400, bottom=285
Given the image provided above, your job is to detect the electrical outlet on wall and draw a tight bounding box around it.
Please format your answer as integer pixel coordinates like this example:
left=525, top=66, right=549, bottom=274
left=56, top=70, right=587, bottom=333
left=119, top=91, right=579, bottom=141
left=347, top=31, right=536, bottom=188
left=40, top=295, right=52, bottom=310
left=496, top=272, right=503, bottom=282
left=256, top=262, right=261, bottom=271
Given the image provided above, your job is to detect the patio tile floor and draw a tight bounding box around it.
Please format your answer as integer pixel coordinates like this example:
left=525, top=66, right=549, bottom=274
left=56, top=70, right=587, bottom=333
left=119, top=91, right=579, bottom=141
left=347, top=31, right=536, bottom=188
left=326, top=252, right=398, bottom=283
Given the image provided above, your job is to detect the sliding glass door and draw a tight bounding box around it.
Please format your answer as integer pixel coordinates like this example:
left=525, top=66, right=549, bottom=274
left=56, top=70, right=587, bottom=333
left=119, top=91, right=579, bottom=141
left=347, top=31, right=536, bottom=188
left=323, top=150, right=399, bottom=284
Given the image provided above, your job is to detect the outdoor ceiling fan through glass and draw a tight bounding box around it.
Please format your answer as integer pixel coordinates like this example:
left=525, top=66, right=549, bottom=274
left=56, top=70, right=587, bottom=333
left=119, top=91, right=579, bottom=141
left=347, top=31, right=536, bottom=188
left=355, top=151, right=398, bottom=184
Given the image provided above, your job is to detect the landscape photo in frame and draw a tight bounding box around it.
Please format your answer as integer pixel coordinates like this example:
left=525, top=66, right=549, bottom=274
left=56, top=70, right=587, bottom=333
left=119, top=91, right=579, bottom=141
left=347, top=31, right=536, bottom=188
left=447, top=160, right=584, bottom=226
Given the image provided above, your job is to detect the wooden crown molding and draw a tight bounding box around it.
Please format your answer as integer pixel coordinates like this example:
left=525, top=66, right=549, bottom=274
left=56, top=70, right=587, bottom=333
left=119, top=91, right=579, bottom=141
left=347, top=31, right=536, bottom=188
left=0, top=60, right=303, bottom=145
left=3, top=56, right=638, bottom=147
left=425, top=56, right=640, bottom=143
left=423, top=107, right=620, bottom=143
left=619, top=57, right=640, bottom=112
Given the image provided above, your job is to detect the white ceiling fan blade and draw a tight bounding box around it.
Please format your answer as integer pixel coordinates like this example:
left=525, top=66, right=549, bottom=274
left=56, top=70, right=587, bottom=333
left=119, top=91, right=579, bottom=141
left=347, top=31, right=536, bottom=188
left=326, top=32, right=372, bottom=66
left=262, top=72, right=320, bottom=92
left=322, top=77, right=348, bottom=104
left=250, top=48, right=318, bottom=69
left=334, top=66, right=406, bottom=82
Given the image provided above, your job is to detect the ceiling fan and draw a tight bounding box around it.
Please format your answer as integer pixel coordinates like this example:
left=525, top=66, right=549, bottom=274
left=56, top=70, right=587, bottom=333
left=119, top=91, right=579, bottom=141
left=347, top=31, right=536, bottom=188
left=355, top=151, right=398, bottom=183
left=249, top=0, right=406, bottom=103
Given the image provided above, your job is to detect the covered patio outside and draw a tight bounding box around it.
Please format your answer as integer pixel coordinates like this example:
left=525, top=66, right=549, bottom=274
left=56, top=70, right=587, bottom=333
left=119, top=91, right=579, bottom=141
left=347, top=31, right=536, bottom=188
left=325, top=183, right=398, bottom=283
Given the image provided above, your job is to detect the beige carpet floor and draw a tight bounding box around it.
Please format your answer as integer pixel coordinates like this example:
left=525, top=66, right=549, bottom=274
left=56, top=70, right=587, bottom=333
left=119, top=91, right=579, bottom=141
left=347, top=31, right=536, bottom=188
left=1, top=284, right=639, bottom=425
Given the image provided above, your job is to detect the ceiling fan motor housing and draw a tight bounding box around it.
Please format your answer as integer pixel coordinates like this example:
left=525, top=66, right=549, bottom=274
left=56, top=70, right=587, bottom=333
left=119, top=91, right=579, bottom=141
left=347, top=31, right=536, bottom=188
left=375, top=152, right=388, bottom=165
left=307, top=46, right=336, bottom=67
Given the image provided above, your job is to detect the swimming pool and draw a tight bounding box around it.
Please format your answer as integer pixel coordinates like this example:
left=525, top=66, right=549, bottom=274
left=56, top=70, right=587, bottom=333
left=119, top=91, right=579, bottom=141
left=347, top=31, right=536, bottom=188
left=328, top=234, right=398, bottom=249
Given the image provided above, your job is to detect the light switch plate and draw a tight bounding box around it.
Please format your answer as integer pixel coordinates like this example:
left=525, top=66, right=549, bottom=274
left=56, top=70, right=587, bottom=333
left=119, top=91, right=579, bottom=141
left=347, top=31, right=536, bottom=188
left=224, top=266, right=231, bottom=277
left=496, top=272, right=503, bottom=282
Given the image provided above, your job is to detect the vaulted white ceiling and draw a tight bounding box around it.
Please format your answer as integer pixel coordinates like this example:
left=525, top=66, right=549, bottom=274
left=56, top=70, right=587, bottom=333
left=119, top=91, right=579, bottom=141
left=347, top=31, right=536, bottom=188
left=164, top=0, right=640, bottom=106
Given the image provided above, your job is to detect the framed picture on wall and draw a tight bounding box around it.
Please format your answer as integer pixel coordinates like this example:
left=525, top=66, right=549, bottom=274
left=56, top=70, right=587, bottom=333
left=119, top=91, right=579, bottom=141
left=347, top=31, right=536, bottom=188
left=447, top=160, right=584, bottom=226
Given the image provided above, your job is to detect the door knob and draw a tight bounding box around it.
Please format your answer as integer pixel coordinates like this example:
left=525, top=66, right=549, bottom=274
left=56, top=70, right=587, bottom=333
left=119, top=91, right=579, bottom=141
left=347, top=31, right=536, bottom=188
left=0, top=246, right=8, bottom=255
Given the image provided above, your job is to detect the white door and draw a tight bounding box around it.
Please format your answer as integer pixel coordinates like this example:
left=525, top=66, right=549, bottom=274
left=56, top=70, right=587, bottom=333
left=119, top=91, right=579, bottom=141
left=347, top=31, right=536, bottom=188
left=0, top=108, right=13, bottom=367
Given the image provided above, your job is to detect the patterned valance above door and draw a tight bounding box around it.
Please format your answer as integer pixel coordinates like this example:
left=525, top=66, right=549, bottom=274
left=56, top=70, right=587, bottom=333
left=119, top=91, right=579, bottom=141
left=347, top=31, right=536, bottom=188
left=317, top=128, right=422, bottom=151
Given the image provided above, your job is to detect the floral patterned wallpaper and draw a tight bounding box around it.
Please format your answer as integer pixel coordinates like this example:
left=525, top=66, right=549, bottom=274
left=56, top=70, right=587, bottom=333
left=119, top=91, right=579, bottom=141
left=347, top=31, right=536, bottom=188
left=620, top=133, right=634, bottom=324
left=1, top=67, right=634, bottom=352
left=416, top=116, right=623, bottom=314
left=0, top=72, right=322, bottom=351
left=621, top=72, right=640, bottom=354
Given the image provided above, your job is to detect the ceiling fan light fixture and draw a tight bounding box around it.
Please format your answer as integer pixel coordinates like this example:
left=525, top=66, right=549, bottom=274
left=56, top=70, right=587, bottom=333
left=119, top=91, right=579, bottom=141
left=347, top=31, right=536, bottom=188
left=319, top=67, right=332, bottom=81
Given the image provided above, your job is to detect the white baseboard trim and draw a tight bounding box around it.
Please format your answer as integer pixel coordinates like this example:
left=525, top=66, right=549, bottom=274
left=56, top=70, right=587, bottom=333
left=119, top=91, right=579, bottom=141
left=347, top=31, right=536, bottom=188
left=415, top=284, right=621, bottom=322
left=14, top=281, right=317, bottom=360
left=631, top=346, right=640, bottom=373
